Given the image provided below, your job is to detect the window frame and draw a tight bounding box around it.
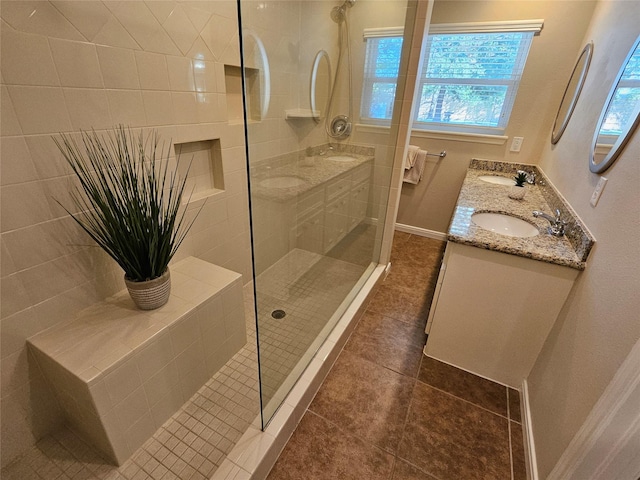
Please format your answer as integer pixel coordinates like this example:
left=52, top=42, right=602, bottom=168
left=359, top=20, right=543, bottom=136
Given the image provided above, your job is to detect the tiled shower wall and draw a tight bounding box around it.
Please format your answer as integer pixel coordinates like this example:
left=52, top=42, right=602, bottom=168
left=0, top=0, right=312, bottom=467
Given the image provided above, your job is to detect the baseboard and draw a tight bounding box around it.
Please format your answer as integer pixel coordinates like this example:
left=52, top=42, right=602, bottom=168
left=394, top=223, right=447, bottom=241
left=521, top=380, right=539, bottom=480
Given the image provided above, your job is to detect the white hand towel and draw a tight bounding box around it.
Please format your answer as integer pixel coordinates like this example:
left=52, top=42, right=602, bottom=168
left=403, top=149, right=427, bottom=184
left=405, top=145, right=420, bottom=170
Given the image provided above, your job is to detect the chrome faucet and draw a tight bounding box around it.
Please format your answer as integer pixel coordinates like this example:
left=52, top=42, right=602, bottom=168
left=532, top=209, right=567, bottom=237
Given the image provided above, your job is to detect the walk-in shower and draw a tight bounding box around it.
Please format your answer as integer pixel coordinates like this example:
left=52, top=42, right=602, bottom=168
left=239, top=0, right=411, bottom=429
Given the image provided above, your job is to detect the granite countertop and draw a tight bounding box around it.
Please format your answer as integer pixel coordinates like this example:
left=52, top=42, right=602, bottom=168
left=448, top=165, right=591, bottom=270
left=250, top=153, right=373, bottom=201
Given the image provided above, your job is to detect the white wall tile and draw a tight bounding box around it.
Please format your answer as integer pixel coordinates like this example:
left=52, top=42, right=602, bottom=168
left=0, top=27, right=59, bottom=86
left=183, top=4, right=212, bottom=33
left=124, top=412, right=156, bottom=455
left=142, top=361, right=180, bottom=406
left=103, top=356, right=142, bottom=406
left=186, top=37, right=216, bottom=62
left=162, top=4, right=199, bottom=55
left=135, top=51, right=170, bottom=91
left=166, top=55, right=195, bottom=92
left=135, top=333, right=174, bottom=379
left=0, top=137, right=39, bottom=186
left=144, top=1, right=176, bottom=25
left=106, top=90, right=147, bottom=127
left=92, top=15, right=139, bottom=50
left=0, top=308, right=40, bottom=358
left=200, top=14, right=237, bottom=62
left=115, top=386, right=150, bottom=433
left=0, top=274, right=33, bottom=319
left=172, top=92, right=198, bottom=124
left=96, top=46, right=140, bottom=90
left=1, top=86, right=23, bottom=136
left=24, top=134, right=72, bottom=180
left=63, top=88, right=112, bottom=131
left=142, top=91, right=175, bottom=126
left=49, top=38, right=104, bottom=88
left=1, top=1, right=84, bottom=41
left=7, top=86, right=72, bottom=134
left=0, top=237, right=17, bottom=278
left=51, top=1, right=112, bottom=42
left=111, top=2, right=180, bottom=56
left=0, top=181, right=54, bottom=232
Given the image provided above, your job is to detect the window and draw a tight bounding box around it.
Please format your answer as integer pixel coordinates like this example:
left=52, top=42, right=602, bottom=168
left=360, top=21, right=543, bottom=135
left=599, top=43, right=640, bottom=139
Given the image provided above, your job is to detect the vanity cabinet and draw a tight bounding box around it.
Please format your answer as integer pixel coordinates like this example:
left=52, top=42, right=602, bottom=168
left=424, top=242, right=578, bottom=387
left=294, top=163, right=372, bottom=255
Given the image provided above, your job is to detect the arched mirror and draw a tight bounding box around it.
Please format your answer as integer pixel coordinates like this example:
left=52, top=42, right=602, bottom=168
left=552, top=42, right=593, bottom=144
left=310, top=50, right=332, bottom=122
left=590, top=35, right=640, bottom=173
left=242, top=30, right=271, bottom=120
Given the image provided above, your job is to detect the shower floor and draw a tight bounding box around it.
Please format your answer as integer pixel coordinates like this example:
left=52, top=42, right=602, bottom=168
left=2, top=229, right=374, bottom=480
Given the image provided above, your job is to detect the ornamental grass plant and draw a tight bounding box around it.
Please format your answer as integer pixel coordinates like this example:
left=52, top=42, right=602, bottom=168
left=54, top=126, right=197, bottom=283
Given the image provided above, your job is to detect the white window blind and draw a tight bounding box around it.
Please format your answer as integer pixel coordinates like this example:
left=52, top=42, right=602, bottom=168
left=414, top=31, right=534, bottom=134
left=360, top=35, right=404, bottom=122
left=359, top=20, right=542, bottom=135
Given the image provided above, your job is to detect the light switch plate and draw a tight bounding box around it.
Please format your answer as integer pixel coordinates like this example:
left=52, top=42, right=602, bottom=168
left=590, top=176, right=608, bottom=207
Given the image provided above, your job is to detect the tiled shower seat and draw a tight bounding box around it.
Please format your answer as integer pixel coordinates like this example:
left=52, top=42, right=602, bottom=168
left=27, top=257, right=247, bottom=466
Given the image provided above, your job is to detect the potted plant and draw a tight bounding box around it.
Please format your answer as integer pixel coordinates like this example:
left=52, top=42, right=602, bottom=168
left=54, top=126, right=198, bottom=310
left=508, top=171, right=528, bottom=200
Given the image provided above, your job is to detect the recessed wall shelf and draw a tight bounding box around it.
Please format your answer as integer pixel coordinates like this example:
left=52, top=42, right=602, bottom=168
left=174, top=139, right=224, bottom=204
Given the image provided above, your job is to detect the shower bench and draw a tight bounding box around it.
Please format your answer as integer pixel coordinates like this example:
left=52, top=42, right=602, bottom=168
left=27, top=257, right=246, bottom=465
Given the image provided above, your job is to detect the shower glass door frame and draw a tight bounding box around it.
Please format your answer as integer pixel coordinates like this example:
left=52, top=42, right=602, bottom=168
left=237, top=0, right=417, bottom=430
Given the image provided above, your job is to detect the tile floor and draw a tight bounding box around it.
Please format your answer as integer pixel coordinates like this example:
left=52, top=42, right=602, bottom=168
left=266, top=232, right=528, bottom=480
left=2, top=231, right=527, bottom=480
left=0, top=227, right=373, bottom=480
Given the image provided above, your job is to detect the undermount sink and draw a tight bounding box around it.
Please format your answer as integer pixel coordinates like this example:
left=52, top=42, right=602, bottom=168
left=259, top=176, right=307, bottom=188
left=471, top=212, right=539, bottom=238
left=478, top=175, right=514, bottom=186
left=327, top=155, right=356, bottom=162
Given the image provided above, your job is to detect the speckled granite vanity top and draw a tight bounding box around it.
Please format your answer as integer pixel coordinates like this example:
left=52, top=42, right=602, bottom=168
left=250, top=144, right=374, bottom=201
left=449, top=159, right=595, bottom=270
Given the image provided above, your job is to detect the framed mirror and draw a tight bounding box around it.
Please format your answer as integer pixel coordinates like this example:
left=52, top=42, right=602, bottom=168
left=590, top=35, right=640, bottom=173
left=242, top=30, right=271, bottom=120
left=310, top=50, right=332, bottom=122
left=552, top=42, right=593, bottom=144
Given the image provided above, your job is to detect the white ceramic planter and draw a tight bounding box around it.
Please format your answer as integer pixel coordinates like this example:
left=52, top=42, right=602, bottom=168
left=508, top=185, right=526, bottom=200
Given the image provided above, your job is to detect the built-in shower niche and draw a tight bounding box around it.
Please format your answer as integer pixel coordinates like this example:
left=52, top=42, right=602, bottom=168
left=225, top=65, right=262, bottom=122
left=174, top=139, right=224, bottom=203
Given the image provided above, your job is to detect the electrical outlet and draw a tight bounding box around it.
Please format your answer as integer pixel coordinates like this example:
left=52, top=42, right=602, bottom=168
left=590, top=176, right=608, bottom=207
left=510, top=136, right=524, bottom=152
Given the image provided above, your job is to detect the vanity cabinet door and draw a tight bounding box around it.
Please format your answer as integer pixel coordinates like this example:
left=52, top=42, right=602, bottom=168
left=324, top=192, right=350, bottom=252
left=348, top=180, right=370, bottom=231
left=296, top=205, right=324, bottom=254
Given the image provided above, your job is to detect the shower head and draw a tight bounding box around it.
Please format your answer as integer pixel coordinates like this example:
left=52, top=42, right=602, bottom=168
left=330, top=0, right=355, bottom=23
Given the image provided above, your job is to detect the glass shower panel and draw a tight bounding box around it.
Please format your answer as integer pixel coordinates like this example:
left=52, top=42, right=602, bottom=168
left=238, top=0, right=410, bottom=427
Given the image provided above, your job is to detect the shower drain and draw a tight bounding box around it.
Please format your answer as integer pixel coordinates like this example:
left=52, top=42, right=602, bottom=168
left=271, top=309, right=286, bottom=319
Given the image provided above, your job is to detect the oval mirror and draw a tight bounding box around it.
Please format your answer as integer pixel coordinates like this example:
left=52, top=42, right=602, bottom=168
left=242, top=30, right=271, bottom=120
left=552, top=42, right=593, bottom=144
left=590, top=35, right=640, bottom=173
left=310, top=50, right=332, bottom=122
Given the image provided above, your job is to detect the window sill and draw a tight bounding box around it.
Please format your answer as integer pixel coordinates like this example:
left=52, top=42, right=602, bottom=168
left=355, top=123, right=508, bottom=146
left=411, top=129, right=508, bottom=145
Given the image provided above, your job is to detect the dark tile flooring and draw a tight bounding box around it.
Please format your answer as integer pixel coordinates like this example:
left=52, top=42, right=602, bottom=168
left=267, top=232, right=527, bottom=480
